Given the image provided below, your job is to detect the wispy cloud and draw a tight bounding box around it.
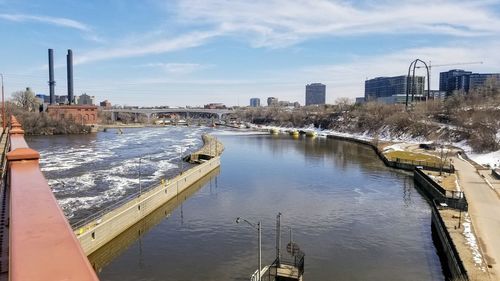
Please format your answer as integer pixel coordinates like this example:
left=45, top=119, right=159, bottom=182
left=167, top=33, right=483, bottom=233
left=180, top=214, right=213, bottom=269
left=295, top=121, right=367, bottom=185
left=0, top=13, right=90, bottom=31
left=141, top=62, right=211, bottom=74
left=175, top=0, right=500, bottom=47
left=75, top=29, right=222, bottom=65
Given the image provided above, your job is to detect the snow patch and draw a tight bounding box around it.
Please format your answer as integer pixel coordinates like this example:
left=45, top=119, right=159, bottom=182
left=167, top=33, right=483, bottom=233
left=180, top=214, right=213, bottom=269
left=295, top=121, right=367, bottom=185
left=454, top=141, right=500, bottom=168
left=463, top=214, right=486, bottom=271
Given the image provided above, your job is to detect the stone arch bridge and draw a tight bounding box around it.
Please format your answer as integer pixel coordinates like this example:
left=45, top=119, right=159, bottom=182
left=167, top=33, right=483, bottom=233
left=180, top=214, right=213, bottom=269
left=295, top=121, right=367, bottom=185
left=103, top=108, right=234, bottom=122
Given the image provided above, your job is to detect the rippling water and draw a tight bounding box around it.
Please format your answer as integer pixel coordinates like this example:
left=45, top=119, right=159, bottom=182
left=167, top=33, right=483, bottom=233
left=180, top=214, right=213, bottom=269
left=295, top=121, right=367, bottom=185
left=27, top=126, right=209, bottom=222
left=28, top=128, right=444, bottom=281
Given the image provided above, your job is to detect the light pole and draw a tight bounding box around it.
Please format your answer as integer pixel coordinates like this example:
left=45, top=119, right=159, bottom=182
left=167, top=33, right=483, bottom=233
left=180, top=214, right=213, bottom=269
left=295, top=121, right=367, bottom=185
left=138, top=155, right=151, bottom=197
left=0, top=73, right=5, bottom=130
left=236, top=217, right=261, bottom=281
left=179, top=146, right=184, bottom=172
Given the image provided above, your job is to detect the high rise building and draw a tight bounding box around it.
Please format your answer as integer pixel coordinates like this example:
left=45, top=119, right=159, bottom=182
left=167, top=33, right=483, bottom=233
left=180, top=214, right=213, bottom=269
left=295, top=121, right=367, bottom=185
left=305, top=83, right=326, bottom=105
left=469, top=73, right=500, bottom=90
left=250, top=98, right=260, bottom=107
left=439, top=69, right=472, bottom=94
left=439, top=70, right=500, bottom=94
left=267, top=97, right=278, bottom=106
left=364, top=75, right=425, bottom=102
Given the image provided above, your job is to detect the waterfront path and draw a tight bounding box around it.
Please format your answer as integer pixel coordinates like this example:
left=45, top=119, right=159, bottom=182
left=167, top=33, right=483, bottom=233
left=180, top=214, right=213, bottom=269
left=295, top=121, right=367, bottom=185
left=454, top=156, right=500, bottom=279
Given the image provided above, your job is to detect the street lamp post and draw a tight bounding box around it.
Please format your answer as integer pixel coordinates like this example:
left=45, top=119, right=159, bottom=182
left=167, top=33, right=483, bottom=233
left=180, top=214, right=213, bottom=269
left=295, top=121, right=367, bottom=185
left=236, top=217, right=261, bottom=281
left=0, top=73, right=5, bottom=130
left=139, top=157, right=142, bottom=196
left=138, top=155, right=151, bottom=197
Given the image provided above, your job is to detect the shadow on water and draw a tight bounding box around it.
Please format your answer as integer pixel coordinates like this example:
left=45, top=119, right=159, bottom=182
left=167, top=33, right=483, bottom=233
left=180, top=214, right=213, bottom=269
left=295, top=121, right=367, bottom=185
left=88, top=167, right=220, bottom=272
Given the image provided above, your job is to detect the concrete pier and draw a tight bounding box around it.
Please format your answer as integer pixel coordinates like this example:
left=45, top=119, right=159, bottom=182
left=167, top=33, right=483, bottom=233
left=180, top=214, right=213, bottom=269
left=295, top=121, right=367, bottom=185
left=186, top=134, right=224, bottom=163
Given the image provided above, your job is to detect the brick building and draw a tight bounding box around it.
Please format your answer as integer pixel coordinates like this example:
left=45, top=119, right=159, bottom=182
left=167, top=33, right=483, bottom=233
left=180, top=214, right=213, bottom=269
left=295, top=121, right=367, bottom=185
left=99, top=100, right=112, bottom=109
left=47, top=105, right=99, bottom=125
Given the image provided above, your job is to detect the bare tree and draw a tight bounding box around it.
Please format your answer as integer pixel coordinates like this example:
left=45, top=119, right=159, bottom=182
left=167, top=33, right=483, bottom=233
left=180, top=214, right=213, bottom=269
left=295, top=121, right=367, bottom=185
left=335, top=97, right=352, bottom=112
left=11, top=88, right=39, bottom=112
left=434, top=132, right=452, bottom=175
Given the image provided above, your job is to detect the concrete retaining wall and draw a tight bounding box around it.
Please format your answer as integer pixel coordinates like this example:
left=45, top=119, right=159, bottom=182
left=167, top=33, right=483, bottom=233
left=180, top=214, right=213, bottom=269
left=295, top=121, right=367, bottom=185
left=413, top=168, right=468, bottom=211
left=414, top=168, right=447, bottom=200
left=326, top=134, right=454, bottom=173
left=77, top=156, right=221, bottom=255
left=431, top=203, right=469, bottom=281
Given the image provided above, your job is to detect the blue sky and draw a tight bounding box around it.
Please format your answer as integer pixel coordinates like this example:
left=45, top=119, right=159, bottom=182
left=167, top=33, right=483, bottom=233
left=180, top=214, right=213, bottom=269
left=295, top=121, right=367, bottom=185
left=0, top=0, right=499, bottom=106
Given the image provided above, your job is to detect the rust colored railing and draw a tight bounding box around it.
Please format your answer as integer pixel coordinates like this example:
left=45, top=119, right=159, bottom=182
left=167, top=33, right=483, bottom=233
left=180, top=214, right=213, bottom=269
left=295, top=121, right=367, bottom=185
left=7, top=116, right=99, bottom=281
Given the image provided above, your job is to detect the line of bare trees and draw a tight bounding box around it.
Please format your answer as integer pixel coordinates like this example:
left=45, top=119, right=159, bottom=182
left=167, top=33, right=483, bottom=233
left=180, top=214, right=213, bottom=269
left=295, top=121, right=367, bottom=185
left=233, top=79, right=500, bottom=153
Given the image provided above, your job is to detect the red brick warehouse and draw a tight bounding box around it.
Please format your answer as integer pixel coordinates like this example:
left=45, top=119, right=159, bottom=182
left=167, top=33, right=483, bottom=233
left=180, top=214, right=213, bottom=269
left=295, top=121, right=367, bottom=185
left=47, top=105, right=99, bottom=125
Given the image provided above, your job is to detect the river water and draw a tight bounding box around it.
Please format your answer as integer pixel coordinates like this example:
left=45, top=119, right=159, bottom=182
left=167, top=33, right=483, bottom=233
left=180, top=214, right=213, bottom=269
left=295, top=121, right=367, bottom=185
left=27, top=127, right=444, bottom=281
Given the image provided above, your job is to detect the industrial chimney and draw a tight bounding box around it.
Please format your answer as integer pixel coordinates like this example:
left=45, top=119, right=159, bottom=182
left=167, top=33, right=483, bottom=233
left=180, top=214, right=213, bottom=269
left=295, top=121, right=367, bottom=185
left=66, top=49, right=74, bottom=105
left=48, top=49, right=55, bottom=105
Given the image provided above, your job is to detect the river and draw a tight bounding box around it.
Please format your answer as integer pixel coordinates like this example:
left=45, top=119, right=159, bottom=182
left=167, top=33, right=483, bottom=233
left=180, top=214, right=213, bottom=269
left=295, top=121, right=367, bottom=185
left=27, top=127, right=444, bottom=281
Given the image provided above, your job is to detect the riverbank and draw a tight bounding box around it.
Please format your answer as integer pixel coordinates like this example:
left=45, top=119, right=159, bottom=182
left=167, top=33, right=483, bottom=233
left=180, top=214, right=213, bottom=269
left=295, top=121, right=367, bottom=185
left=254, top=124, right=500, bottom=169
left=255, top=124, right=496, bottom=280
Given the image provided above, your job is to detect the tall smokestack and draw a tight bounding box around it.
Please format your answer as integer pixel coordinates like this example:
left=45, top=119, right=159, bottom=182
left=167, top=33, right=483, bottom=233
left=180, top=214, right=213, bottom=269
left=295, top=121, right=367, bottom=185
left=66, top=49, right=74, bottom=105
left=48, top=49, right=55, bottom=105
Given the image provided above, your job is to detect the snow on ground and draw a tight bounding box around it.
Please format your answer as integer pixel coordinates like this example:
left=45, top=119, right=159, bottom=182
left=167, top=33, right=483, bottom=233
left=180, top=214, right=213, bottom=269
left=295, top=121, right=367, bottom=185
left=455, top=140, right=500, bottom=168
left=253, top=123, right=500, bottom=168
left=469, top=150, right=500, bottom=169
left=463, top=214, right=486, bottom=271
left=382, top=143, right=406, bottom=152
left=455, top=177, right=462, bottom=192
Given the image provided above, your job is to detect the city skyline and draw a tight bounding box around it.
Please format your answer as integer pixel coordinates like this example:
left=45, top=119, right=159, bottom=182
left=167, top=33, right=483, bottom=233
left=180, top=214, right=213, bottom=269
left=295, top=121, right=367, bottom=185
left=1, top=0, right=500, bottom=106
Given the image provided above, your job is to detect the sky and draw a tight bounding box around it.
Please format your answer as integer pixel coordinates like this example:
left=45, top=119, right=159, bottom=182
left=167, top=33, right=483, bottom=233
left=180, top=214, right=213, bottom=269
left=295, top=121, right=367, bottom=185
left=0, top=0, right=499, bottom=107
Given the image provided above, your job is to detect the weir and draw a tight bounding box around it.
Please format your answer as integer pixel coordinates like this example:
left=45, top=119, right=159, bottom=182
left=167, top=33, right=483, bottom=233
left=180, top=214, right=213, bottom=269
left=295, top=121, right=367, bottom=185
left=75, top=136, right=223, bottom=256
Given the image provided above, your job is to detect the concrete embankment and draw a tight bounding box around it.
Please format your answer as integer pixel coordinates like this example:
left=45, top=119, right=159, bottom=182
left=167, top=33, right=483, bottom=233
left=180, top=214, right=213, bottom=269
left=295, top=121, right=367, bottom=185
left=75, top=135, right=222, bottom=256
left=325, top=134, right=454, bottom=173
left=413, top=169, right=471, bottom=280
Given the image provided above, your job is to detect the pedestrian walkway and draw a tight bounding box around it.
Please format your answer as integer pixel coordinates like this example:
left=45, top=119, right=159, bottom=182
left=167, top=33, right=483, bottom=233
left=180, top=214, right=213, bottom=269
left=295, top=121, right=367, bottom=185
left=454, top=156, right=500, bottom=280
